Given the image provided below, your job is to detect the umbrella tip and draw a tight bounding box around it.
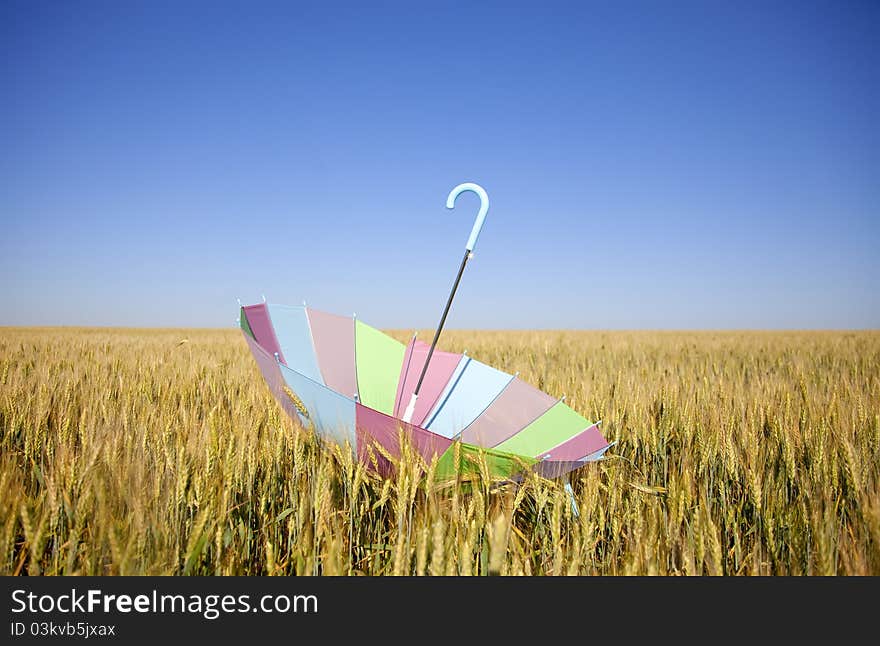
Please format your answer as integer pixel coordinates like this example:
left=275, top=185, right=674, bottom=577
left=302, top=300, right=307, bottom=307
left=236, top=297, right=242, bottom=306
left=261, top=294, right=267, bottom=303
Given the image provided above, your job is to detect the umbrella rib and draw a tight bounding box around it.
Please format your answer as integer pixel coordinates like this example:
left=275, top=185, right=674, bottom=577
left=452, top=372, right=518, bottom=441
left=303, top=301, right=327, bottom=386
left=302, top=305, right=323, bottom=384
left=489, top=397, right=565, bottom=449
left=394, top=334, right=418, bottom=418
left=352, top=313, right=360, bottom=401
left=536, top=421, right=605, bottom=461
left=578, top=440, right=617, bottom=462
left=421, top=356, right=470, bottom=430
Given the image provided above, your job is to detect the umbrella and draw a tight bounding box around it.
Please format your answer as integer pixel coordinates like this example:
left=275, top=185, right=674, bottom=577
left=239, top=183, right=612, bottom=480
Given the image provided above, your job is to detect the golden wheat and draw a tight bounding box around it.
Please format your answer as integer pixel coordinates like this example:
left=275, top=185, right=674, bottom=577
left=0, top=327, right=878, bottom=575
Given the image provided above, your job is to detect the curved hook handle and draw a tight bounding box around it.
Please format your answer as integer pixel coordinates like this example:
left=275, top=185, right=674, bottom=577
left=446, top=182, right=489, bottom=252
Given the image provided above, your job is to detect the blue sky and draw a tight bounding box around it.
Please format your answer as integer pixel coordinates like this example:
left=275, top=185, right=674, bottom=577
left=2, top=1, right=878, bottom=329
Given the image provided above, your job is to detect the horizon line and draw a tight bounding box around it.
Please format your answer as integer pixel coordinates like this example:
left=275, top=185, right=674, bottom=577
left=1, top=325, right=878, bottom=333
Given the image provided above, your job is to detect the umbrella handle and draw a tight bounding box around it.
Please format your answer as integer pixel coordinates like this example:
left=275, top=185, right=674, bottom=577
left=447, top=182, right=489, bottom=252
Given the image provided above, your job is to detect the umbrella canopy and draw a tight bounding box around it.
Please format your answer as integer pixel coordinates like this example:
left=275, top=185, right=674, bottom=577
left=240, top=302, right=612, bottom=480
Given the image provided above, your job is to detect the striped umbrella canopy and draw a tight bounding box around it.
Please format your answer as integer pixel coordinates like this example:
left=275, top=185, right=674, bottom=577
left=240, top=302, right=612, bottom=480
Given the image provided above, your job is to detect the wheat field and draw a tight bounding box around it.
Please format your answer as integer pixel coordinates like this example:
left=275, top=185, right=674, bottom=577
left=0, top=327, right=877, bottom=575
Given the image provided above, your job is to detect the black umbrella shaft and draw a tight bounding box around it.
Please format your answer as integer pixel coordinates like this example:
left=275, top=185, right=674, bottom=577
left=413, top=249, right=471, bottom=397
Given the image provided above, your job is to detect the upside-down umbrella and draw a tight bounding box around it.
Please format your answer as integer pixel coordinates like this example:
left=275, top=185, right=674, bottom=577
left=240, top=183, right=612, bottom=480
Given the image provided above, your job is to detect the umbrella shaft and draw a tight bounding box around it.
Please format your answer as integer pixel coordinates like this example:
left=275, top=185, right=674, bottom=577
left=413, top=249, right=471, bottom=397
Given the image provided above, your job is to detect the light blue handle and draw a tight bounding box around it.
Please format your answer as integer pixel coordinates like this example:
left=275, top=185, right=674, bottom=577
left=446, top=182, right=489, bottom=252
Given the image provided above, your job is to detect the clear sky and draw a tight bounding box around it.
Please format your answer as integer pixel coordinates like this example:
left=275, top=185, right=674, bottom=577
left=2, top=1, right=878, bottom=329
